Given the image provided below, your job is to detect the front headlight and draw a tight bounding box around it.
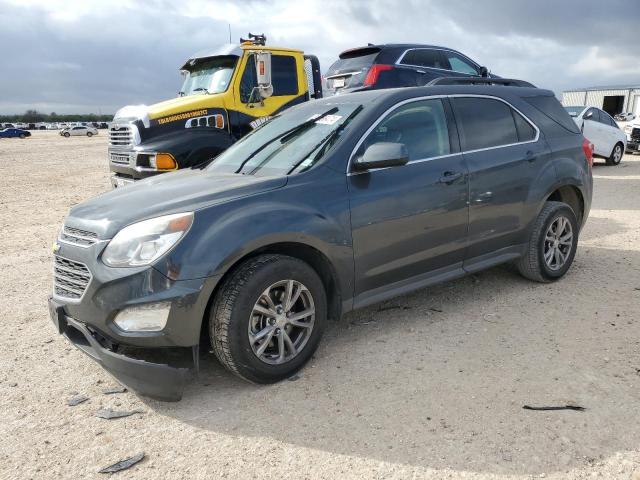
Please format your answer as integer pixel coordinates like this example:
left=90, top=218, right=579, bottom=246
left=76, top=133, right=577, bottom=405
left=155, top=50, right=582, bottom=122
left=624, top=125, right=633, bottom=134
left=102, top=212, right=193, bottom=267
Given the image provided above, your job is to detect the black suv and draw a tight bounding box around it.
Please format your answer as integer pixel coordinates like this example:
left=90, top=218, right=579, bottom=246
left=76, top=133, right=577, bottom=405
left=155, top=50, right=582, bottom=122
left=325, top=44, right=494, bottom=95
left=49, top=80, right=592, bottom=400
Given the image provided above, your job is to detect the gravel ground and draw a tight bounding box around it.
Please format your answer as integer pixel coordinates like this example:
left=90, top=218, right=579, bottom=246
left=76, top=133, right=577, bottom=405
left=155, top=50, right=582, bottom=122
left=1, top=131, right=639, bottom=479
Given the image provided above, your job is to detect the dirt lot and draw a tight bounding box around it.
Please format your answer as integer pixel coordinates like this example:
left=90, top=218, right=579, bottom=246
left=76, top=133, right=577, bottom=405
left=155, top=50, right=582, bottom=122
left=1, top=130, right=639, bottom=479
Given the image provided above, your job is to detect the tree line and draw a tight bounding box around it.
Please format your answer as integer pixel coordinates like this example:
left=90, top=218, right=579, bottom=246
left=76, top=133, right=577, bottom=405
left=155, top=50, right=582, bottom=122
left=0, top=110, right=113, bottom=123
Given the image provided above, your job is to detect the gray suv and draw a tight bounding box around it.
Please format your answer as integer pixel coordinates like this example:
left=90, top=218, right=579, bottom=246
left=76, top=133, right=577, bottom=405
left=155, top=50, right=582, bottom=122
left=49, top=81, right=593, bottom=400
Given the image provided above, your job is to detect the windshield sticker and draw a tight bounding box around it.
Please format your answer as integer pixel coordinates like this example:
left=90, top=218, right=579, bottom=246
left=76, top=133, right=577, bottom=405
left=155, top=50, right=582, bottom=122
left=315, top=114, right=342, bottom=125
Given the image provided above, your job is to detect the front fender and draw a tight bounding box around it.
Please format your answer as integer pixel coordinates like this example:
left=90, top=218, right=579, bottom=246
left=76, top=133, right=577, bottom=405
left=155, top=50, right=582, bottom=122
left=155, top=169, right=355, bottom=309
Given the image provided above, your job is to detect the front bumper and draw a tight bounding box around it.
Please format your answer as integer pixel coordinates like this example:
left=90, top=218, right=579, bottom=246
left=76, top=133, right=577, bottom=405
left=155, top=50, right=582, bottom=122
left=49, top=298, right=191, bottom=401
left=626, top=141, right=639, bottom=151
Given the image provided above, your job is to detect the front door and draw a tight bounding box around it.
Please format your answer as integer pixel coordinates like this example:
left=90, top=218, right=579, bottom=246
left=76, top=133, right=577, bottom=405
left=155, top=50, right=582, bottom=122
left=348, top=98, right=469, bottom=304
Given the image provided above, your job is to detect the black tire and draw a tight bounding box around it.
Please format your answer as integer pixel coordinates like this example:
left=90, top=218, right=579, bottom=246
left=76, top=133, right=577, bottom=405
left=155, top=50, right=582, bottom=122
left=63, top=132, right=70, bottom=137
left=87, top=132, right=92, bottom=137
left=210, top=254, right=327, bottom=383
left=19, top=134, right=25, bottom=139
left=606, top=142, right=623, bottom=165
left=516, top=201, right=579, bottom=283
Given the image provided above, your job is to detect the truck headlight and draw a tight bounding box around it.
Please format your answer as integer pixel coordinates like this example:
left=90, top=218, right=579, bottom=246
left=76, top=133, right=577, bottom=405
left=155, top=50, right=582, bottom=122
left=624, top=125, right=633, bottom=134
left=102, top=212, right=193, bottom=267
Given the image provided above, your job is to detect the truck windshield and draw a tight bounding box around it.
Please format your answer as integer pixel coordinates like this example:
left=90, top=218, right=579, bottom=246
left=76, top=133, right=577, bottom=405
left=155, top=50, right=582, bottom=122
left=180, top=56, right=237, bottom=96
left=206, top=102, right=364, bottom=177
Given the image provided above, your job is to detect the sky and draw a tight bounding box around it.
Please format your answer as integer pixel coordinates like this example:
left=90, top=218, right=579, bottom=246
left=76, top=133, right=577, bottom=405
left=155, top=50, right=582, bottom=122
left=1, top=0, right=639, bottom=115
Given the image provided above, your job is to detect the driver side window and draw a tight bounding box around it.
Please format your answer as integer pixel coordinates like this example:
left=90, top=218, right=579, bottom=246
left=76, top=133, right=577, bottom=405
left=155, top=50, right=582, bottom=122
left=356, top=99, right=451, bottom=162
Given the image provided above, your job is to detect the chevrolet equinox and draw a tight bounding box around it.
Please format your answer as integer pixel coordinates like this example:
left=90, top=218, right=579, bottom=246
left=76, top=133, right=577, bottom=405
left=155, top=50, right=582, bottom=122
left=49, top=82, right=593, bottom=400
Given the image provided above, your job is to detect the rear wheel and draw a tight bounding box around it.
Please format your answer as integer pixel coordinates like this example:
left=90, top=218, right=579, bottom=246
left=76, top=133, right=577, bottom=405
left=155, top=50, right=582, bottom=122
left=606, top=142, right=623, bottom=165
left=210, top=254, right=327, bottom=383
left=63, top=132, right=70, bottom=137
left=517, top=201, right=579, bottom=283
left=87, top=132, right=93, bottom=137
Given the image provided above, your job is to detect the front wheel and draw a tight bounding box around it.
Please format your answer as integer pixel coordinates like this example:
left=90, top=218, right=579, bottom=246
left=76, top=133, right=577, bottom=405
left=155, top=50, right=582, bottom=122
left=516, top=201, right=579, bottom=283
left=606, top=142, right=623, bottom=165
left=87, top=132, right=93, bottom=137
left=63, top=132, right=70, bottom=137
left=210, top=254, right=327, bottom=383
left=19, top=134, right=25, bottom=139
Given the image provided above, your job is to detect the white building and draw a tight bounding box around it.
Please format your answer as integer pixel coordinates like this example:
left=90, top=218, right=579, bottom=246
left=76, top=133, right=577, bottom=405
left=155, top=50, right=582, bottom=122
left=561, top=85, right=640, bottom=117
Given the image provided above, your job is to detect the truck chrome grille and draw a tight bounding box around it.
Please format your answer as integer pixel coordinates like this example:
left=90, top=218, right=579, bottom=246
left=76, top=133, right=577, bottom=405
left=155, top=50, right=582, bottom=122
left=60, top=226, right=98, bottom=247
left=54, top=256, right=91, bottom=300
left=631, top=128, right=640, bottom=142
left=109, top=125, right=133, bottom=146
left=110, top=152, right=130, bottom=165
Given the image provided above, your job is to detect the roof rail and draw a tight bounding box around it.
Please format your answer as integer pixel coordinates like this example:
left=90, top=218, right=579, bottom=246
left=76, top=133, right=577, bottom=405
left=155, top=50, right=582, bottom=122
left=427, top=77, right=536, bottom=88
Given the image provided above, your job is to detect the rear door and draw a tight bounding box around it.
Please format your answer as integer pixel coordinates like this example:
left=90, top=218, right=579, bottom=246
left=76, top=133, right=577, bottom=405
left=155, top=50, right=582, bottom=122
left=349, top=98, right=469, bottom=302
left=451, top=96, right=548, bottom=263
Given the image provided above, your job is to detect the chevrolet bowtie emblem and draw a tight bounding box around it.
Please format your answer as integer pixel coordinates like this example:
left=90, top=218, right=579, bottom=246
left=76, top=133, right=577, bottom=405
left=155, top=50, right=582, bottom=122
left=52, top=243, right=61, bottom=253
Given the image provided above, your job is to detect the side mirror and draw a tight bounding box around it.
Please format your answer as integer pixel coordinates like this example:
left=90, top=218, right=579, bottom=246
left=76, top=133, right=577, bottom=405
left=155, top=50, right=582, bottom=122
left=254, top=51, right=273, bottom=99
left=583, top=111, right=593, bottom=120
left=353, top=142, right=409, bottom=171
left=479, top=66, right=489, bottom=78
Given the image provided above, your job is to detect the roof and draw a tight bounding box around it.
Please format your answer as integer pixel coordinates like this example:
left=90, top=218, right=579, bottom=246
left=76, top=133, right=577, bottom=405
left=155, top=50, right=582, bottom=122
left=564, top=84, right=640, bottom=93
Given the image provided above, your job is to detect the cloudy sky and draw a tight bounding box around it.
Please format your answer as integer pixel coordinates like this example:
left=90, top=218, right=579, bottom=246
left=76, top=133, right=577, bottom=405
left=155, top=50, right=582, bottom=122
left=1, top=0, right=639, bottom=114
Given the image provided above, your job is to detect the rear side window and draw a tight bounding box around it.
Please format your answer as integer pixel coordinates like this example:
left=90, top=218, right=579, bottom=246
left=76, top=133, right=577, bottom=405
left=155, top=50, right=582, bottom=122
left=452, top=97, right=520, bottom=151
left=356, top=99, right=451, bottom=161
left=512, top=110, right=536, bottom=142
left=400, top=49, right=447, bottom=69
left=525, top=95, right=581, bottom=134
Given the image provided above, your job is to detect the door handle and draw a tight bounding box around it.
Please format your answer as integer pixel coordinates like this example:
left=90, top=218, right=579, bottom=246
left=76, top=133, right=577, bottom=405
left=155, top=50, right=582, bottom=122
left=438, top=171, right=463, bottom=184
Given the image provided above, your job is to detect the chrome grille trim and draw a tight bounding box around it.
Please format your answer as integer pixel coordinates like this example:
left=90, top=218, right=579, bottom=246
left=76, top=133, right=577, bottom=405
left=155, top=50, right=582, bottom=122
left=53, top=256, right=92, bottom=301
left=60, top=226, right=98, bottom=247
left=108, top=123, right=139, bottom=147
left=110, top=152, right=131, bottom=165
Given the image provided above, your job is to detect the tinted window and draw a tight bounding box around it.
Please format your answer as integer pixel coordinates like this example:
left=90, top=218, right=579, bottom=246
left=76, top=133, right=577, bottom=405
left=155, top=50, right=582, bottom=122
left=325, top=49, right=379, bottom=91
left=271, top=55, right=298, bottom=96
left=240, top=54, right=298, bottom=102
left=599, top=110, right=616, bottom=127
left=356, top=99, right=450, bottom=161
left=525, top=96, right=581, bottom=134
left=443, top=51, right=478, bottom=75
left=512, top=110, right=536, bottom=141
left=400, top=49, right=447, bottom=69
left=453, top=97, right=518, bottom=151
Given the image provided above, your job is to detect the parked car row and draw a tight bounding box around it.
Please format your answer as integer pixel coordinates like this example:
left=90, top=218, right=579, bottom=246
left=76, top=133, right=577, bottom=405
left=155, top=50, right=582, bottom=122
left=1, top=121, right=109, bottom=130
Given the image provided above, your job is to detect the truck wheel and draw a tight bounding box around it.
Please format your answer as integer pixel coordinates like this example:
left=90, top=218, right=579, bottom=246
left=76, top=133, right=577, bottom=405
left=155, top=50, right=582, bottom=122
left=19, top=134, right=25, bottom=139
left=210, top=254, right=327, bottom=383
left=516, top=201, right=579, bottom=283
left=63, top=132, right=70, bottom=137
left=87, top=132, right=93, bottom=137
left=606, top=142, right=623, bottom=165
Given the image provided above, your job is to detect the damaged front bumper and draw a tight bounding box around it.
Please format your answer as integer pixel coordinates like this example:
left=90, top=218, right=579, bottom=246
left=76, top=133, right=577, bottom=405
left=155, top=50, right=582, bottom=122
left=49, top=297, right=195, bottom=401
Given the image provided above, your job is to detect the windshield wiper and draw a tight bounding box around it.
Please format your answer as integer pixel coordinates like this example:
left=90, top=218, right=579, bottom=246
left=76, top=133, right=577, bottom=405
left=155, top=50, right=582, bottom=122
left=287, top=105, right=363, bottom=175
left=234, top=107, right=339, bottom=174
left=192, top=87, right=210, bottom=95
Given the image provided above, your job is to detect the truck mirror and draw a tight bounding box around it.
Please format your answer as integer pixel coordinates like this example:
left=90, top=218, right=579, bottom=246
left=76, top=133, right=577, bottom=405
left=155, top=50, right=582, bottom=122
left=254, top=52, right=273, bottom=99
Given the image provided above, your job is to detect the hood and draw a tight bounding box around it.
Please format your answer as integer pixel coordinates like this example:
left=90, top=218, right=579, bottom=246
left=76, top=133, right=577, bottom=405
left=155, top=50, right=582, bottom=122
left=66, top=169, right=287, bottom=239
left=146, top=94, right=222, bottom=119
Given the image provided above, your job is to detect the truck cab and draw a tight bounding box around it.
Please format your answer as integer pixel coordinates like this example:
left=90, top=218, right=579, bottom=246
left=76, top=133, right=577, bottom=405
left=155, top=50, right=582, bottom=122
left=109, top=35, right=322, bottom=188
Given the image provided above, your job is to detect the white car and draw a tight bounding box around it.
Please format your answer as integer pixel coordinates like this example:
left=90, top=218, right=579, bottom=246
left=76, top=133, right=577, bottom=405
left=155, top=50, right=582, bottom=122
left=564, top=106, right=627, bottom=165
left=60, top=126, right=99, bottom=137
left=614, top=112, right=635, bottom=122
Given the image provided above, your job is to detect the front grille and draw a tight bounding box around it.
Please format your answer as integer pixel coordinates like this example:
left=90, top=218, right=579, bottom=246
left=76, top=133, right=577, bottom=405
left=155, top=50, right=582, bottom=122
left=53, top=256, right=91, bottom=300
left=631, top=128, right=640, bottom=142
left=109, top=125, right=133, bottom=146
left=110, top=152, right=130, bottom=165
left=60, top=226, right=98, bottom=247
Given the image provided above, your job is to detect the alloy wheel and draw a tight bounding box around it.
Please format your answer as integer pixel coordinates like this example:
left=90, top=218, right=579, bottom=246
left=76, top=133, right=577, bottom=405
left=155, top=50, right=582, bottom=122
left=543, top=215, right=573, bottom=271
left=248, top=279, right=315, bottom=365
left=613, top=145, right=622, bottom=164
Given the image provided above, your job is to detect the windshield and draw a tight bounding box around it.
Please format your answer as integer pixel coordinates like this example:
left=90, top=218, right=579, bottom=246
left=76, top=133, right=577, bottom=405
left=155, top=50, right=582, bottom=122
left=180, top=56, right=237, bottom=96
left=206, top=102, right=363, bottom=177
left=564, top=106, right=585, bottom=117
